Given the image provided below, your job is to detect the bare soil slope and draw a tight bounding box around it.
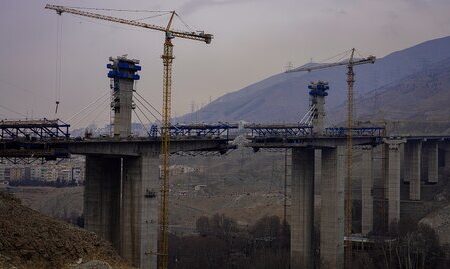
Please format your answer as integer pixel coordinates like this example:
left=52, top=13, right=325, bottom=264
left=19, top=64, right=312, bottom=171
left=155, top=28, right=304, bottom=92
left=0, top=191, right=131, bottom=269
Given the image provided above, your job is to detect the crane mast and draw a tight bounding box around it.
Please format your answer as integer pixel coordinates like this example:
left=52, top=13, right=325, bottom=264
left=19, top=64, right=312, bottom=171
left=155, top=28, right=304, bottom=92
left=159, top=33, right=174, bottom=269
left=45, top=5, right=213, bottom=269
left=345, top=49, right=356, bottom=269
left=286, top=49, right=375, bottom=268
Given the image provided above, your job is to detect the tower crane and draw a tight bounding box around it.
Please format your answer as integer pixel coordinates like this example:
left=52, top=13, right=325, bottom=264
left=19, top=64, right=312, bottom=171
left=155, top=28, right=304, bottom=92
left=286, top=49, right=375, bottom=268
left=45, top=5, right=213, bottom=269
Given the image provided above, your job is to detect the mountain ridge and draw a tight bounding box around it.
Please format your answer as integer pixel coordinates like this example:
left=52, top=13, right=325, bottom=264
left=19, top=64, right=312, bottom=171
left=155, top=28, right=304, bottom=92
left=176, top=35, right=450, bottom=123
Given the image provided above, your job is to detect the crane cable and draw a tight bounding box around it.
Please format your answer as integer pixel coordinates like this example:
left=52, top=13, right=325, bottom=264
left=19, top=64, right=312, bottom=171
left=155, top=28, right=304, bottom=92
left=54, top=13, right=63, bottom=115
left=133, top=12, right=172, bottom=22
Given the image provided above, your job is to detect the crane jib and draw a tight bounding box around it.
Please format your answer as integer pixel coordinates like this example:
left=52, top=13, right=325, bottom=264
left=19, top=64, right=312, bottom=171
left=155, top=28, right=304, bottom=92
left=45, top=4, right=213, bottom=44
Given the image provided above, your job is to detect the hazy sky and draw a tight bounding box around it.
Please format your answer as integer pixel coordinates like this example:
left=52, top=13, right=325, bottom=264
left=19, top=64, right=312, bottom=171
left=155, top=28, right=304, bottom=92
left=1, top=0, right=450, bottom=128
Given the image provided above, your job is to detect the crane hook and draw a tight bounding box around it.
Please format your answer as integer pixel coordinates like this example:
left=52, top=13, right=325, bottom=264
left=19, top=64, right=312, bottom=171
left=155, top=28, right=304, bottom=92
left=55, top=101, right=60, bottom=114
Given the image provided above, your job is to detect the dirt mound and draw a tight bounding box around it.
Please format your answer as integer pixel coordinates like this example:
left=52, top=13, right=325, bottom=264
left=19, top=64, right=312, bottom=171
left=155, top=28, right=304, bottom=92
left=0, top=191, right=132, bottom=269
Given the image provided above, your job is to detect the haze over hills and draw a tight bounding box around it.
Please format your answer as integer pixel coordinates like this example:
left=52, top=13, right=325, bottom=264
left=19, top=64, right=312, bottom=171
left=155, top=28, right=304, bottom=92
left=176, top=36, right=450, bottom=124
left=328, top=56, right=450, bottom=133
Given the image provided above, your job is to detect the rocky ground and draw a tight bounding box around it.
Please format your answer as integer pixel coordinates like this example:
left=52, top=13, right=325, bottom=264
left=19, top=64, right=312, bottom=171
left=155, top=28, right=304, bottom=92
left=0, top=191, right=133, bottom=269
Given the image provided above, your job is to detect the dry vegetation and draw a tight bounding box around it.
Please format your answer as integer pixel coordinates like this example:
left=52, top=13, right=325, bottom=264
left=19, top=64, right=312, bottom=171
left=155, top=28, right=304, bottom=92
left=0, top=191, right=132, bottom=269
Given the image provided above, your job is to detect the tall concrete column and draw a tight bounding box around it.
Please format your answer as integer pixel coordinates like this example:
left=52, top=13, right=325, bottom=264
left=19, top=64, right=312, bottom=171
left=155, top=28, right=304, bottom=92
left=400, top=144, right=405, bottom=181
left=121, top=154, right=159, bottom=268
left=405, top=141, right=422, bottom=200
left=308, top=81, right=329, bottom=135
left=425, top=142, right=438, bottom=183
left=290, top=148, right=315, bottom=269
left=361, top=146, right=373, bottom=235
left=384, top=139, right=404, bottom=227
left=320, top=146, right=345, bottom=269
left=84, top=156, right=121, bottom=249
left=315, top=149, right=322, bottom=195
left=107, top=56, right=141, bottom=138
left=445, top=145, right=450, bottom=168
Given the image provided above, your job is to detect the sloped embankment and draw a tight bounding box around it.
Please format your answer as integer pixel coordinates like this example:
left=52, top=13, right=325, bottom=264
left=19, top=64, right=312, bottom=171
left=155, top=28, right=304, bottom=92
left=0, top=191, right=131, bottom=269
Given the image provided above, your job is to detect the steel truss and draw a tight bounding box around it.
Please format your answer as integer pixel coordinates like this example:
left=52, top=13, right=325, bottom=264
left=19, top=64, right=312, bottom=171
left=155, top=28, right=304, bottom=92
left=0, top=119, right=70, bottom=140
left=245, top=124, right=313, bottom=138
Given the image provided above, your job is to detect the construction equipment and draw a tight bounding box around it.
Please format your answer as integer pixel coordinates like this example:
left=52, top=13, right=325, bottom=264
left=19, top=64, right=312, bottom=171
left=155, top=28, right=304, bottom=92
left=45, top=5, right=213, bottom=269
left=286, top=49, right=375, bottom=268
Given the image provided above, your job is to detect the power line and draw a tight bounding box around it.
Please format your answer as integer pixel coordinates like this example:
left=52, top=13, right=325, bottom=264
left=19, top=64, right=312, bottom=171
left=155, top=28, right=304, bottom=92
left=0, top=78, right=52, bottom=103
left=0, top=104, right=28, bottom=118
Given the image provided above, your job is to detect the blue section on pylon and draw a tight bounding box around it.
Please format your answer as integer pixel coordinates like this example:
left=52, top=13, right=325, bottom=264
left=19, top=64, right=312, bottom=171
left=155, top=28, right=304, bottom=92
left=308, top=81, right=329, bottom=97
left=107, top=59, right=141, bottom=80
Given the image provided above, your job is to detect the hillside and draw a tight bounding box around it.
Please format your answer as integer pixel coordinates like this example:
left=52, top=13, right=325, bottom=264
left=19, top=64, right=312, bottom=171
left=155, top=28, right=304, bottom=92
left=177, top=36, right=450, bottom=123
left=328, top=56, right=450, bottom=129
left=0, top=191, right=131, bottom=269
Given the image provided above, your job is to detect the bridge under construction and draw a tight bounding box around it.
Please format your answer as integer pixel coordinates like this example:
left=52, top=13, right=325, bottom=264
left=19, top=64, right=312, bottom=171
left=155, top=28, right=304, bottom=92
left=2, top=54, right=450, bottom=268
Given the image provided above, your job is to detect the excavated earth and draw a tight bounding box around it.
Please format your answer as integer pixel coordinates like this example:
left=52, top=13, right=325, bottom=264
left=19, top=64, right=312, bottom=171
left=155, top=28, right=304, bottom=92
left=0, top=191, right=132, bottom=269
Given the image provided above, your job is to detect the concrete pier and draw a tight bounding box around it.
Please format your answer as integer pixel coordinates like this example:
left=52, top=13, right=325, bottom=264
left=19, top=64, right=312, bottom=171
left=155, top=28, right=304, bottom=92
left=425, top=142, right=438, bottom=183
left=361, top=146, right=373, bottom=235
left=121, top=154, right=159, bottom=268
left=385, top=139, right=404, bottom=227
left=290, top=148, right=315, bottom=269
left=84, top=156, right=121, bottom=249
left=405, top=141, right=422, bottom=200
left=445, top=145, right=450, bottom=168
left=320, top=146, right=345, bottom=269
left=84, top=152, right=160, bottom=268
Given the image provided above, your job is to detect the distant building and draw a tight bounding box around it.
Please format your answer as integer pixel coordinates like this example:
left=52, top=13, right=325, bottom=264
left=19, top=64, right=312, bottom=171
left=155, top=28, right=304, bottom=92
left=0, top=164, right=4, bottom=181
left=4, top=168, right=10, bottom=181
left=10, top=167, right=23, bottom=181
left=0, top=155, right=86, bottom=184
left=58, top=169, right=72, bottom=182
left=72, top=167, right=83, bottom=184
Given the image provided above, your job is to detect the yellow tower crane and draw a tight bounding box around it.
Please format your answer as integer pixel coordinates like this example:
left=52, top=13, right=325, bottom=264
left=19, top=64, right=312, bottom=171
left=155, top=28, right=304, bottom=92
left=286, top=49, right=375, bottom=268
left=45, top=5, right=213, bottom=269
